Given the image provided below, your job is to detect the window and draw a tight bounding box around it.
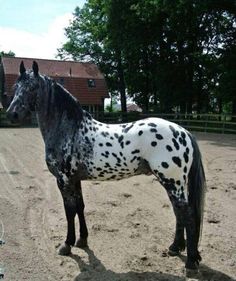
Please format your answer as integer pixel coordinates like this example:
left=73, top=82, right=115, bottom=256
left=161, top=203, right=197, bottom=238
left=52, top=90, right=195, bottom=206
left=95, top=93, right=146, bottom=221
left=87, top=79, right=96, bottom=88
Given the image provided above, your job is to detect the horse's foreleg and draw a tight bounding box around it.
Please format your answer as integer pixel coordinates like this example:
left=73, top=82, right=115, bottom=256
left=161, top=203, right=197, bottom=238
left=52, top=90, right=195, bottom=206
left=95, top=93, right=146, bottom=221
left=74, top=181, right=88, bottom=248
left=57, top=180, right=77, bottom=255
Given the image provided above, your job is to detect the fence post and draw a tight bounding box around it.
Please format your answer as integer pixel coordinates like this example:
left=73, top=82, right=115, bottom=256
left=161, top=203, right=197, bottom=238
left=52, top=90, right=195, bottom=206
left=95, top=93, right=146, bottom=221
left=222, top=114, right=226, bottom=134
left=203, top=115, right=208, bottom=133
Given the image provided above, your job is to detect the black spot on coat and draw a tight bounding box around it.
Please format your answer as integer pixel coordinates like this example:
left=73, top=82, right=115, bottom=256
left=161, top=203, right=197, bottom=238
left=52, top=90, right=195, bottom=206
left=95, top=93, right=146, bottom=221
left=130, top=156, right=137, bottom=163
left=148, top=123, right=157, bottom=127
left=156, top=134, right=163, bottom=140
left=172, top=156, right=182, bottom=167
left=118, top=135, right=124, bottom=143
left=138, top=130, right=143, bottom=136
left=183, top=152, right=189, bottom=163
left=151, top=141, right=157, bottom=147
left=172, top=138, right=180, bottom=150
left=166, top=145, right=173, bottom=152
left=161, top=162, right=169, bottom=169
left=123, top=124, right=134, bottom=133
left=131, top=149, right=140, bottom=154
left=169, top=125, right=179, bottom=138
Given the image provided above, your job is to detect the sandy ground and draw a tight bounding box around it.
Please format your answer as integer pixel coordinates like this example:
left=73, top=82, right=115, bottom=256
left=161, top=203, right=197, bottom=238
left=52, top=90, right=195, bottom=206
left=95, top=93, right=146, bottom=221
left=0, top=128, right=235, bottom=281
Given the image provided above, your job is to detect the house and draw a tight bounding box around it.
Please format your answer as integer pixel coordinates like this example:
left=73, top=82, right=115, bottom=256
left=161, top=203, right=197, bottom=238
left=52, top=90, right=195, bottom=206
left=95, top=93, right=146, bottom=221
left=0, top=56, right=109, bottom=112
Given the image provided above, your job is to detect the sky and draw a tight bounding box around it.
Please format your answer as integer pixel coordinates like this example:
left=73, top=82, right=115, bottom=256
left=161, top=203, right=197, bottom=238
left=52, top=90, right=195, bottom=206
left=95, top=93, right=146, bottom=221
left=0, top=0, right=86, bottom=59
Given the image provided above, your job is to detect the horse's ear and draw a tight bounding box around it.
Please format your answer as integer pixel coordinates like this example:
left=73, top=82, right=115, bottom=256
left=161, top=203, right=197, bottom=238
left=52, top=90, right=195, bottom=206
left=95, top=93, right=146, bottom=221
left=20, top=61, right=26, bottom=74
left=32, top=61, right=39, bottom=76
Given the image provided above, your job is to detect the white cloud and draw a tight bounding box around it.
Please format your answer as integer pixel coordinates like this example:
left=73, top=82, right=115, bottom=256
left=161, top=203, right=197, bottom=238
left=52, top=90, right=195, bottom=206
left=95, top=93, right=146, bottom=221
left=0, top=13, right=73, bottom=59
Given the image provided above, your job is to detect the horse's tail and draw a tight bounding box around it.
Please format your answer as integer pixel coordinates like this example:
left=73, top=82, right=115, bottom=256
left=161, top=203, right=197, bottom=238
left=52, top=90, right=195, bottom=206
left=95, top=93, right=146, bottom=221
left=188, top=133, right=206, bottom=247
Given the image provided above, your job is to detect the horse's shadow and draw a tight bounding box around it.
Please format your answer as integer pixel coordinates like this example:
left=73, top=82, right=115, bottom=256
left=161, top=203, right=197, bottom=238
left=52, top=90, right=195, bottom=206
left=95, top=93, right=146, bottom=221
left=70, top=248, right=234, bottom=281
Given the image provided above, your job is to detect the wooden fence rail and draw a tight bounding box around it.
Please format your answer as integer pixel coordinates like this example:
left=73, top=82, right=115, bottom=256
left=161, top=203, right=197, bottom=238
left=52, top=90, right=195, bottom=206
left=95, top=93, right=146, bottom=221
left=0, top=110, right=236, bottom=134
left=94, top=112, right=236, bottom=134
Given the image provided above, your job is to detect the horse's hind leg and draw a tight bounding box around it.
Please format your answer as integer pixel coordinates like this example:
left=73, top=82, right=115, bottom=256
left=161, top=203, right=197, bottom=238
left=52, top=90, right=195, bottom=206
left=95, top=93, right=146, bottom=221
left=157, top=176, right=186, bottom=255
left=168, top=200, right=186, bottom=256
left=171, top=200, right=201, bottom=270
left=161, top=180, right=200, bottom=270
left=183, top=204, right=201, bottom=270
left=74, top=180, right=88, bottom=248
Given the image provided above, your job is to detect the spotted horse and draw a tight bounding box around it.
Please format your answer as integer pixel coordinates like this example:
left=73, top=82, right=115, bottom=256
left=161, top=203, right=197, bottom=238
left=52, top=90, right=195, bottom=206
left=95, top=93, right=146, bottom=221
left=7, top=61, right=206, bottom=272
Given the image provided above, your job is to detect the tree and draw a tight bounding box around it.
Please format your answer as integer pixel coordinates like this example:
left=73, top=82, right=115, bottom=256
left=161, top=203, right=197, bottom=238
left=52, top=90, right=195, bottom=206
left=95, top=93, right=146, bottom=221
left=0, top=50, right=15, bottom=58
left=58, top=0, right=127, bottom=112
left=59, top=0, right=236, bottom=114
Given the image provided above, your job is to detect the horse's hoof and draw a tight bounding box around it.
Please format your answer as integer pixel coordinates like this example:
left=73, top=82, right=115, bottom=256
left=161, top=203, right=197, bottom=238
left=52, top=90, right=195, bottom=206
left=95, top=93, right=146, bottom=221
left=185, top=259, right=199, bottom=277
left=58, top=243, right=71, bottom=256
left=75, top=238, right=88, bottom=248
left=186, top=267, right=200, bottom=278
left=168, top=241, right=185, bottom=256
left=168, top=249, right=180, bottom=256
left=168, top=239, right=186, bottom=256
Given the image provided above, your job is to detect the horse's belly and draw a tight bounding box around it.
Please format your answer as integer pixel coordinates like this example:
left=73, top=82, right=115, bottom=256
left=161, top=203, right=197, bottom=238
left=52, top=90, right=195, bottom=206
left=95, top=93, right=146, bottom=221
left=86, top=152, right=143, bottom=181
left=89, top=162, right=139, bottom=181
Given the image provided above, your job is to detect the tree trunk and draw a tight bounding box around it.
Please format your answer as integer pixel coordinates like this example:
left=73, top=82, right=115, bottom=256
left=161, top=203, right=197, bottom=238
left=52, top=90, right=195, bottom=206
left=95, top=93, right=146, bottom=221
left=153, top=92, right=158, bottom=112
left=218, top=98, right=223, bottom=114
left=232, top=99, right=236, bottom=122
left=144, top=50, right=150, bottom=113
left=117, top=52, right=127, bottom=113
left=144, top=93, right=149, bottom=113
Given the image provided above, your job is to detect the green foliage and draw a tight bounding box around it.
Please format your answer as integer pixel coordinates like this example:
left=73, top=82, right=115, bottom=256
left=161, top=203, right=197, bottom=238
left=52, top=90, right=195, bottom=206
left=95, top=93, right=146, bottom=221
left=105, top=103, right=117, bottom=113
left=0, top=50, right=15, bottom=58
left=59, top=0, right=236, bottom=114
left=58, top=0, right=128, bottom=111
left=0, top=50, right=15, bottom=106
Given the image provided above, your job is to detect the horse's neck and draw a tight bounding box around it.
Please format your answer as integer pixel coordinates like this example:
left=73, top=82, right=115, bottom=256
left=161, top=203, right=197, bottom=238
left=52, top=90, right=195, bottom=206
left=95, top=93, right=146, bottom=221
left=36, top=81, right=63, bottom=141
left=36, top=100, right=57, bottom=142
left=36, top=79, right=83, bottom=143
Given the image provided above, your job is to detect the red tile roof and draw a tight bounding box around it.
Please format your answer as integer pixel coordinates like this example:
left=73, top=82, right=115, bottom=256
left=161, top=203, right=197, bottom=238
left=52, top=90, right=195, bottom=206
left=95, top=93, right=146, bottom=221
left=1, top=57, right=109, bottom=107
left=1, top=56, right=104, bottom=79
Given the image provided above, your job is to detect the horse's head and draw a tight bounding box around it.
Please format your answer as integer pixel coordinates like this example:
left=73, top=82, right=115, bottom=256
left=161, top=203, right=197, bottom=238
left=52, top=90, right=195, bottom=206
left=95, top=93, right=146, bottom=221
left=6, top=61, right=40, bottom=122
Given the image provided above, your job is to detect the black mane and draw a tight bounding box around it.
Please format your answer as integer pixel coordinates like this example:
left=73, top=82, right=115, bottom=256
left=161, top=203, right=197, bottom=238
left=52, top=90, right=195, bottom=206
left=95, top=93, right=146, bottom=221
left=51, top=80, right=83, bottom=121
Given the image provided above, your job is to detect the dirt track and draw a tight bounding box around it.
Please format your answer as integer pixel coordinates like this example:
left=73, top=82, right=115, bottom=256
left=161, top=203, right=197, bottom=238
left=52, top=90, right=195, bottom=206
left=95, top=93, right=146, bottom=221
left=0, top=128, right=235, bottom=281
